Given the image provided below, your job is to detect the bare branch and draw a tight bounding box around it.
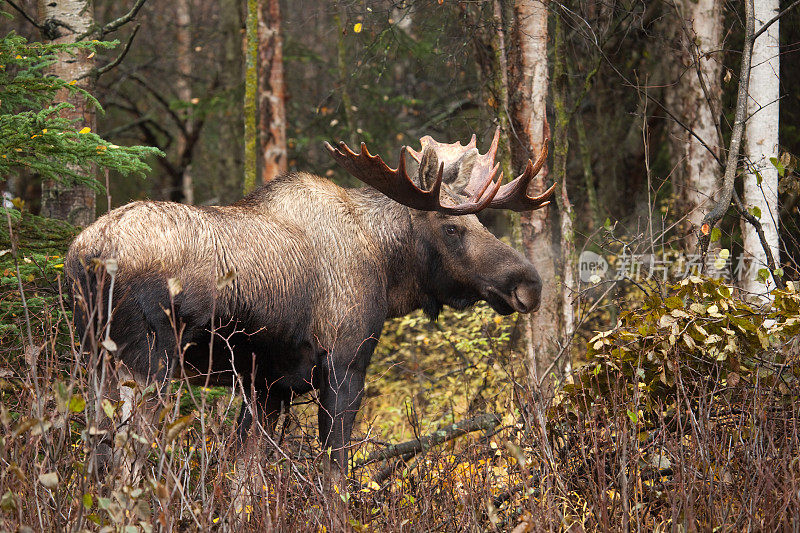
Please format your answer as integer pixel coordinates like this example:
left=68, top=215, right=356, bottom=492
left=77, top=0, right=148, bottom=41
left=699, top=0, right=754, bottom=254
left=3, top=0, right=43, bottom=30
left=753, top=0, right=800, bottom=41
left=128, top=73, right=188, bottom=135
left=732, top=190, right=785, bottom=289
left=78, top=24, right=140, bottom=81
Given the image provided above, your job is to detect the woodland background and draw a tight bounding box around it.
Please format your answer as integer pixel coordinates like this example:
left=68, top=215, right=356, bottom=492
left=1, top=0, right=800, bottom=531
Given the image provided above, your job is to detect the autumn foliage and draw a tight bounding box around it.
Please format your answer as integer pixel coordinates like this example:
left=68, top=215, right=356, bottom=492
left=1, top=212, right=799, bottom=531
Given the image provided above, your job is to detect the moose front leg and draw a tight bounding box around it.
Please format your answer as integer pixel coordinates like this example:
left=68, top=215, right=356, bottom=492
left=318, top=354, right=369, bottom=472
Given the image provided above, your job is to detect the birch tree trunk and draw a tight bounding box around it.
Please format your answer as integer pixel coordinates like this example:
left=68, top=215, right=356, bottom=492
left=176, top=0, right=194, bottom=204
left=668, top=0, right=723, bottom=252
left=741, top=0, right=780, bottom=293
left=37, top=0, right=96, bottom=226
left=258, top=0, right=287, bottom=182
left=509, top=0, right=559, bottom=391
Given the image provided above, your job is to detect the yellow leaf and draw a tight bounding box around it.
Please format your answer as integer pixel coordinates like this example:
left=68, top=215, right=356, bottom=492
left=353, top=22, right=363, bottom=33
left=101, top=398, right=116, bottom=418
left=165, top=413, right=196, bottom=443
left=69, top=80, right=77, bottom=85
left=361, top=480, right=381, bottom=492
left=79, top=127, right=91, bottom=134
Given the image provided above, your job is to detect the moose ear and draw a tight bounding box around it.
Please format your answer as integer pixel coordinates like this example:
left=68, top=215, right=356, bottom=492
left=447, top=148, right=477, bottom=194
left=414, top=146, right=441, bottom=190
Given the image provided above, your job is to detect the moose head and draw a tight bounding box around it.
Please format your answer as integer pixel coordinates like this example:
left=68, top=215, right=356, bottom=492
left=325, top=128, right=554, bottom=319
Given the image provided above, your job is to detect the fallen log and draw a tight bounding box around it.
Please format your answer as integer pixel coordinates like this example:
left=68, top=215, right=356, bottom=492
left=353, top=412, right=501, bottom=470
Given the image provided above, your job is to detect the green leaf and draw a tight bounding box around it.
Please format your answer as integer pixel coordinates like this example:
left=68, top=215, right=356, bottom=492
left=757, top=268, right=770, bottom=283
left=83, top=493, right=93, bottom=509
left=710, top=227, right=721, bottom=242
left=627, top=409, right=638, bottom=424
left=0, top=490, right=16, bottom=512
left=750, top=206, right=762, bottom=219
left=769, top=156, right=786, bottom=177
left=68, top=395, right=86, bottom=413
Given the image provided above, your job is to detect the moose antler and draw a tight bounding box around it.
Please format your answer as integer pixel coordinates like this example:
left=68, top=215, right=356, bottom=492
left=490, top=140, right=556, bottom=211
left=325, top=128, right=554, bottom=214
left=324, top=139, right=501, bottom=215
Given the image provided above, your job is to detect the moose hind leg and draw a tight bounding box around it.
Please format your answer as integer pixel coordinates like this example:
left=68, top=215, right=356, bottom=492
left=236, top=386, right=289, bottom=445
left=233, top=387, right=288, bottom=513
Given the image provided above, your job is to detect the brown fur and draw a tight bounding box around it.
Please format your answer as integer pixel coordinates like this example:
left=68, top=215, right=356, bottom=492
left=66, top=170, right=543, bottom=470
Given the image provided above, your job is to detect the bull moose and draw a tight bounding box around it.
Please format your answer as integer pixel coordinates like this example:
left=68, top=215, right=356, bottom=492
left=66, top=129, right=553, bottom=471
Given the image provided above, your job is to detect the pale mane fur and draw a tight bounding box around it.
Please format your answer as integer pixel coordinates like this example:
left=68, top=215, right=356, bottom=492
left=67, top=172, right=416, bottom=360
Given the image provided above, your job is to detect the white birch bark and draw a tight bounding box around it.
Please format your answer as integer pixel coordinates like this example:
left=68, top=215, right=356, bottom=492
left=741, top=0, right=780, bottom=294
left=669, top=0, right=723, bottom=251
left=38, top=0, right=96, bottom=226
left=176, top=0, right=194, bottom=204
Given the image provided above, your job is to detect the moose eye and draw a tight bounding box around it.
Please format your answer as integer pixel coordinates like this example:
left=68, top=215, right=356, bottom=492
left=444, top=225, right=458, bottom=236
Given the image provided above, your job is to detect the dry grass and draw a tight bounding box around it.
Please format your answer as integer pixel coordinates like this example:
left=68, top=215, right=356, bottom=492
left=1, top=270, right=799, bottom=532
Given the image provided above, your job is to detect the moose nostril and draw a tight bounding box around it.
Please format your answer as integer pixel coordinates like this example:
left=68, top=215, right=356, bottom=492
left=512, top=281, right=541, bottom=313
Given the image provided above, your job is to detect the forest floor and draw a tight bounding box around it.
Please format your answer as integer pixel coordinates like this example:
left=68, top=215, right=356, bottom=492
left=1, top=210, right=799, bottom=532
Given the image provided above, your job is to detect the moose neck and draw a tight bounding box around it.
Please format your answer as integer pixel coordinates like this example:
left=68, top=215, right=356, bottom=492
left=348, top=187, right=434, bottom=319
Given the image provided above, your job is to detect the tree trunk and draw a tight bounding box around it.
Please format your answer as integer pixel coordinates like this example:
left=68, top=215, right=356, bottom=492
left=176, top=0, right=194, bottom=204
left=218, top=0, right=244, bottom=204
left=335, top=7, right=356, bottom=146
left=37, top=0, right=96, bottom=226
left=668, top=0, right=723, bottom=252
left=509, top=0, right=560, bottom=391
left=741, top=0, right=780, bottom=293
left=243, top=0, right=258, bottom=193
left=257, top=0, right=287, bottom=182
left=552, top=12, right=575, bottom=374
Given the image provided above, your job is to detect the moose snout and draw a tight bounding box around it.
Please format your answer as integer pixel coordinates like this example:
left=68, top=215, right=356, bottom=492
left=511, top=274, right=542, bottom=313
left=508, top=255, right=544, bottom=313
